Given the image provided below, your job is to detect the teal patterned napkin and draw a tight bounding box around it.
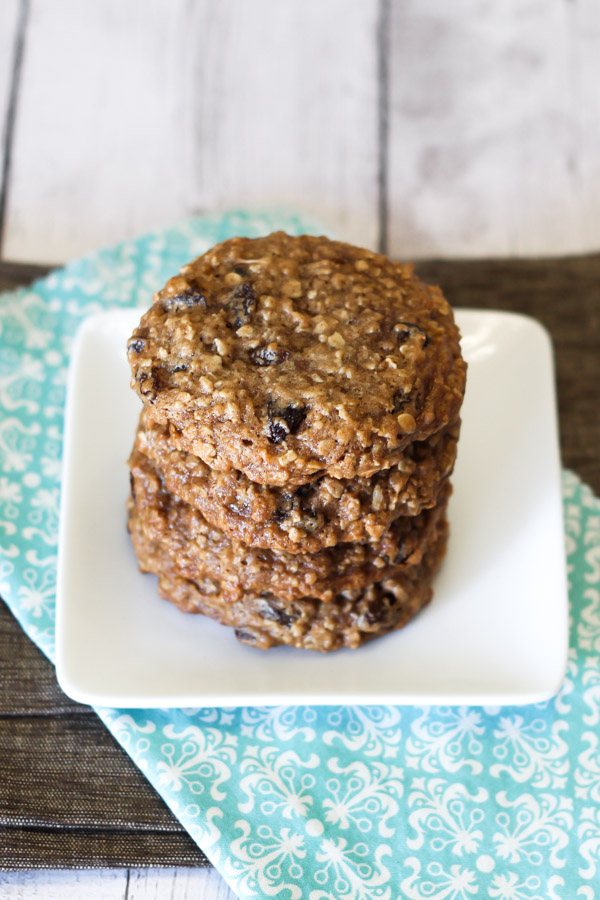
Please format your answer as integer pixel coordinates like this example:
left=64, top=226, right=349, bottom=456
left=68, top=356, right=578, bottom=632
left=2, top=212, right=600, bottom=898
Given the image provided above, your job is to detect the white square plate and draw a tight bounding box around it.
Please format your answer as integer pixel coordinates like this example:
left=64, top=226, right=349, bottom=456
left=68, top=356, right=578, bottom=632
left=56, top=309, right=568, bottom=708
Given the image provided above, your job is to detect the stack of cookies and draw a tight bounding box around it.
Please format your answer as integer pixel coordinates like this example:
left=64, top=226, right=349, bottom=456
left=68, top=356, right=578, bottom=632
left=126, top=233, right=466, bottom=651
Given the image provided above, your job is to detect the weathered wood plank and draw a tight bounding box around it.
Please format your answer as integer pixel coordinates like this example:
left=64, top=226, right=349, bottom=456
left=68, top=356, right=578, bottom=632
left=0, top=868, right=231, bottom=899
left=126, top=868, right=236, bottom=900
left=183, top=0, right=379, bottom=251
left=3, top=0, right=379, bottom=264
left=0, top=869, right=128, bottom=900
left=2, top=0, right=191, bottom=263
left=0, top=2, right=21, bottom=126
left=387, top=0, right=600, bottom=258
left=0, top=869, right=127, bottom=899
left=570, top=0, right=600, bottom=242
left=0, top=0, right=22, bottom=239
left=0, top=260, right=50, bottom=293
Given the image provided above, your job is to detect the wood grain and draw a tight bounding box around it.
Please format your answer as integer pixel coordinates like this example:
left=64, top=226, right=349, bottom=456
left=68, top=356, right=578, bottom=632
left=126, top=868, right=237, bottom=900
left=0, top=0, right=22, bottom=244
left=387, top=0, right=600, bottom=258
left=182, top=0, right=379, bottom=251
left=0, top=869, right=128, bottom=900
left=3, top=0, right=192, bottom=263
left=2, top=0, right=599, bottom=264
left=3, top=0, right=379, bottom=264
left=0, top=868, right=237, bottom=900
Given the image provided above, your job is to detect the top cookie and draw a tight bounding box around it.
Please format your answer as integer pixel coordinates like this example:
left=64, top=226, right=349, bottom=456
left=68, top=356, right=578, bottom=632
left=128, top=232, right=466, bottom=486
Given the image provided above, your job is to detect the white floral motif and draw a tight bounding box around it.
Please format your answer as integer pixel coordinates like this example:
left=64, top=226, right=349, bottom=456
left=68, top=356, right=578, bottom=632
left=310, top=838, right=391, bottom=900
left=553, top=648, right=577, bottom=715
left=575, top=731, right=600, bottom=804
left=17, top=565, right=55, bottom=619
left=174, top=803, right=224, bottom=856
left=0, top=418, right=41, bottom=472
left=0, top=291, right=52, bottom=348
left=584, top=514, right=600, bottom=580
left=40, top=424, right=63, bottom=482
left=41, top=454, right=62, bottom=482
left=322, top=758, right=403, bottom=837
left=323, top=706, right=401, bottom=758
left=493, top=792, right=573, bottom=868
left=24, top=486, right=60, bottom=545
left=563, top=496, right=581, bottom=600
left=157, top=724, right=237, bottom=800
left=240, top=706, right=317, bottom=743
left=0, top=477, right=22, bottom=510
left=576, top=888, right=594, bottom=900
left=238, top=745, right=319, bottom=818
left=225, top=820, right=305, bottom=899
left=406, top=778, right=487, bottom=856
left=101, top=713, right=156, bottom=760
left=579, top=805, right=600, bottom=880
left=488, top=872, right=545, bottom=900
left=401, top=857, right=477, bottom=899
left=24, top=548, right=56, bottom=567
left=0, top=476, right=22, bottom=558
left=406, top=707, right=484, bottom=774
left=490, top=717, right=569, bottom=789
left=581, top=658, right=600, bottom=726
left=578, top=585, right=600, bottom=654
left=0, top=558, right=14, bottom=593
left=546, top=875, right=567, bottom=900
left=178, top=707, right=236, bottom=725
left=0, top=353, right=45, bottom=413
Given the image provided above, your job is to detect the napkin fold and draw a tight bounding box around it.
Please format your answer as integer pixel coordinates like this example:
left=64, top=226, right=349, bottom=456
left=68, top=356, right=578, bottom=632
left=1, top=212, right=600, bottom=899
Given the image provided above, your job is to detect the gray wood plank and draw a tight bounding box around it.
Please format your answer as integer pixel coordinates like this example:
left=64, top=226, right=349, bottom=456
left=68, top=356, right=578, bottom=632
left=0, top=869, right=231, bottom=899
left=0, top=0, right=24, bottom=249
left=387, top=0, right=600, bottom=258
left=184, top=0, right=380, bottom=251
left=3, top=0, right=379, bottom=264
left=2, top=0, right=191, bottom=263
left=0, top=870, right=128, bottom=897
left=0, top=260, right=50, bottom=293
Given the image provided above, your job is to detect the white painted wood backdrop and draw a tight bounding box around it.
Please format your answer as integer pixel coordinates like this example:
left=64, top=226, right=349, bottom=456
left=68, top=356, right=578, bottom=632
left=0, top=0, right=599, bottom=897
left=1, top=0, right=599, bottom=266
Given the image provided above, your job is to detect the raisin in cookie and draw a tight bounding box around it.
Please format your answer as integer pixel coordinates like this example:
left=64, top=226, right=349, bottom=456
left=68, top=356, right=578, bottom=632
left=135, top=407, right=458, bottom=553
left=128, top=232, right=466, bottom=486
left=129, top=509, right=448, bottom=651
left=129, top=449, right=450, bottom=604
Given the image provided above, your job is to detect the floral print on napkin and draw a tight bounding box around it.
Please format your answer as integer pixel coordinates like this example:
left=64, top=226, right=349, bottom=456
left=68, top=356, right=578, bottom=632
left=1, top=212, right=599, bottom=899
